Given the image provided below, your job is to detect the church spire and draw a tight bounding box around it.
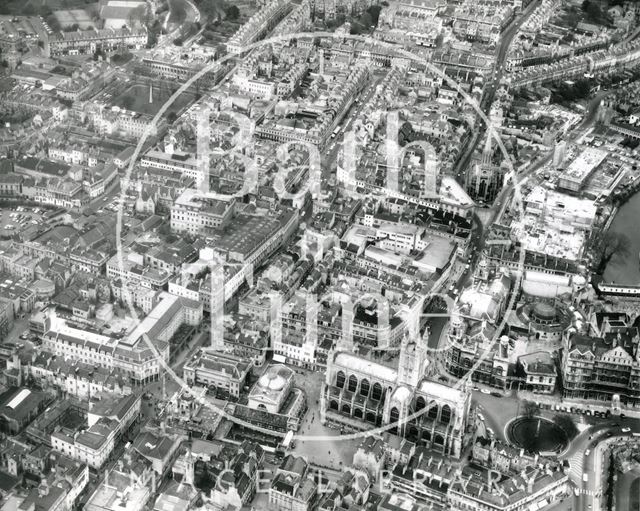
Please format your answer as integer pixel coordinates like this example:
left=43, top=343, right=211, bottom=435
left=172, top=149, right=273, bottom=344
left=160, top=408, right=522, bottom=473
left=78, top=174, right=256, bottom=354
left=482, top=133, right=493, bottom=167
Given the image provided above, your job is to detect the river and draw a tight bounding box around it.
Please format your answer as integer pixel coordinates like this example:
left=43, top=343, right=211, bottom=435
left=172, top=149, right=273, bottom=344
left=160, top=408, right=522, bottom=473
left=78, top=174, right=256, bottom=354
left=603, top=191, right=640, bottom=285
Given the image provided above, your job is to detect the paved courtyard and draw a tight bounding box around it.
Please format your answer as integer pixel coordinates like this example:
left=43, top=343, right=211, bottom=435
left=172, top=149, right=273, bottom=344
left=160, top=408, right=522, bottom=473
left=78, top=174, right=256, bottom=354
left=292, top=368, right=361, bottom=469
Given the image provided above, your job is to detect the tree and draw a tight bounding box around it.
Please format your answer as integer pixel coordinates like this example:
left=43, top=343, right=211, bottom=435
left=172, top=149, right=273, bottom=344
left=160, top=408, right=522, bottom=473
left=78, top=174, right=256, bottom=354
left=225, top=5, right=240, bottom=20
left=521, top=400, right=540, bottom=418
left=120, top=95, right=135, bottom=110
left=581, top=0, right=603, bottom=22
left=196, top=0, right=223, bottom=20
left=128, top=5, right=148, bottom=28
left=592, top=231, right=631, bottom=274
left=553, top=414, right=578, bottom=440
left=367, top=5, right=382, bottom=26
left=360, top=12, right=373, bottom=29
left=167, top=111, right=178, bottom=124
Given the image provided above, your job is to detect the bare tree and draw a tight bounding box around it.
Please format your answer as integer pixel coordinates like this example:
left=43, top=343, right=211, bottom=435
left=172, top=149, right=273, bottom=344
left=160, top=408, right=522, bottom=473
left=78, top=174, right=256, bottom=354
left=521, top=400, right=540, bottom=419
left=553, top=414, right=578, bottom=440
left=593, top=231, right=631, bottom=274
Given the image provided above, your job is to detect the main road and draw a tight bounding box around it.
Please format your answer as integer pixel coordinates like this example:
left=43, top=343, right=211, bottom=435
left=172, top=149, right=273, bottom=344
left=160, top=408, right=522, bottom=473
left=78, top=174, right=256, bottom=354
left=568, top=421, right=640, bottom=511
left=454, top=0, right=542, bottom=185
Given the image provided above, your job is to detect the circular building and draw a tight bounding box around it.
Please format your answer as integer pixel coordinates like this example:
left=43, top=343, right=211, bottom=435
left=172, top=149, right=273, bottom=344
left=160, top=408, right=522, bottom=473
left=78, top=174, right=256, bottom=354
left=506, top=300, right=573, bottom=342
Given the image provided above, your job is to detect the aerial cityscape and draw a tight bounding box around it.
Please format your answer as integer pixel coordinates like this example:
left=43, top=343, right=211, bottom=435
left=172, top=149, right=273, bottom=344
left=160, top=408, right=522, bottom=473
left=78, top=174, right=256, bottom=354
left=0, top=0, right=640, bottom=509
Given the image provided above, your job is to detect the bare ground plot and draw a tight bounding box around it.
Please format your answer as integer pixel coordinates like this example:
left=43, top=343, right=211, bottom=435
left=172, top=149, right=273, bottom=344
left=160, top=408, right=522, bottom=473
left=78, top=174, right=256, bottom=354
left=53, top=8, right=96, bottom=29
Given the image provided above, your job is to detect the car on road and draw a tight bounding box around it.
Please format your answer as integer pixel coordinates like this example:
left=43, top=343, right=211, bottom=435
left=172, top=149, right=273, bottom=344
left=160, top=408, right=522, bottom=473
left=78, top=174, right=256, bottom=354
left=621, top=427, right=631, bottom=433
left=490, top=392, right=503, bottom=398
left=585, top=449, right=591, bottom=456
left=480, top=389, right=491, bottom=395
left=486, top=427, right=495, bottom=437
left=477, top=413, right=485, bottom=421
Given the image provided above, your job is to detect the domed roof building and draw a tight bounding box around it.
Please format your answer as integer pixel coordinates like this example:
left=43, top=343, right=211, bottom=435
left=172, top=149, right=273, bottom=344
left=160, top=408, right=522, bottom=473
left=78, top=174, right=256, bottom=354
left=248, top=364, right=296, bottom=414
left=505, top=299, right=574, bottom=343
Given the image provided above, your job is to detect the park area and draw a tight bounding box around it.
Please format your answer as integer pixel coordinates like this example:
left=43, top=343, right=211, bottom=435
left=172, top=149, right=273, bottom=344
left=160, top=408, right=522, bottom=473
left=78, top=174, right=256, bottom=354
left=0, top=0, right=95, bottom=16
left=113, top=83, right=196, bottom=117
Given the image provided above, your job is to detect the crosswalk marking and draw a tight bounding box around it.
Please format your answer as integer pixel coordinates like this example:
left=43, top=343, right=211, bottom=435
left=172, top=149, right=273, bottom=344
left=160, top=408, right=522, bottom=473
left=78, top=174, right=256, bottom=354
left=568, top=451, right=584, bottom=482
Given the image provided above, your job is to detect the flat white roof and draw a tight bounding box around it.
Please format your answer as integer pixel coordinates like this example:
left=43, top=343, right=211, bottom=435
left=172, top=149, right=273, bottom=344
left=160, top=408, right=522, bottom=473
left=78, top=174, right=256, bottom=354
left=50, top=313, right=117, bottom=347
left=564, top=147, right=607, bottom=181
left=440, top=176, right=474, bottom=206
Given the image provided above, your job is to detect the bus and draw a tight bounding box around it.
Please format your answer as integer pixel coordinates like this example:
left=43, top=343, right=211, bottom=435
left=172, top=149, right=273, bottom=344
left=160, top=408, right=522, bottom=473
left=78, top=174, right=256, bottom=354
left=281, top=430, right=294, bottom=449
left=275, top=430, right=295, bottom=457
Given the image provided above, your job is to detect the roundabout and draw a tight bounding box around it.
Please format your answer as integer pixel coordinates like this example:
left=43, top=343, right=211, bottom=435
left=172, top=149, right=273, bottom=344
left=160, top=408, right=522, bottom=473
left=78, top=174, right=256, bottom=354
left=506, top=416, right=569, bottom=453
